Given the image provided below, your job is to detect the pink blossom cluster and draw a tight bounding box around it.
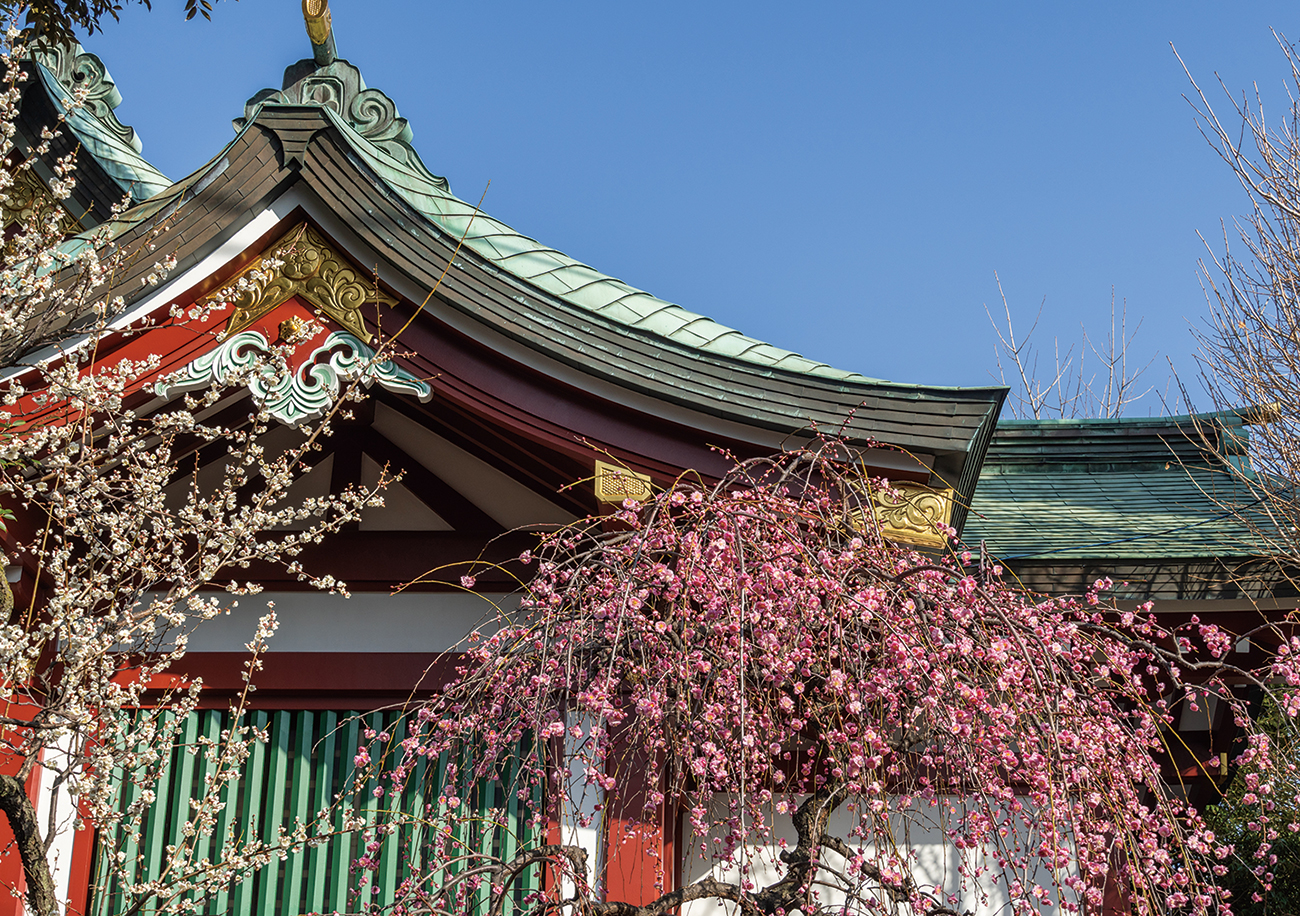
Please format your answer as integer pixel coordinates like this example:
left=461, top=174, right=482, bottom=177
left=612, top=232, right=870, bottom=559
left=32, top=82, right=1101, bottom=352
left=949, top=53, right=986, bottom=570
left=359, top=446, right=1300, bottom=916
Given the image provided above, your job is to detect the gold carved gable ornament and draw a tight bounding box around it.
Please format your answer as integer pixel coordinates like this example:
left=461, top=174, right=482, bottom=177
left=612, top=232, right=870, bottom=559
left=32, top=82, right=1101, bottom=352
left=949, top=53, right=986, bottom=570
left=0, top=167, right=82, bottom=258
left=593, top=460, right=654, bottom=504
left=588, top=461, right=954, bottom=550
left=209, top=223, right=396, bottom=344
left=871, top=481, right=955, bottom=550
left=845, top=480, right=955, bottom=550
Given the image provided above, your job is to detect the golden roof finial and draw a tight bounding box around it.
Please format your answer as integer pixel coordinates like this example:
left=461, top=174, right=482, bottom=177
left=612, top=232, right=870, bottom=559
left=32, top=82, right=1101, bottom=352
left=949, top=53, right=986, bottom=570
left=302, top=0, right=336, bottom=66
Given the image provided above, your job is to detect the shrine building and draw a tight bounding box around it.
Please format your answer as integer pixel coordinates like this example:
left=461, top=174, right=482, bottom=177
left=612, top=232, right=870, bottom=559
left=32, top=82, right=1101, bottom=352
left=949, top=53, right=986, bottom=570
left=965, top=410, right=1298, bottom=826
left=0, top=8, right=1008, bottom=915
left=6, top=3, right=1293, bottom=912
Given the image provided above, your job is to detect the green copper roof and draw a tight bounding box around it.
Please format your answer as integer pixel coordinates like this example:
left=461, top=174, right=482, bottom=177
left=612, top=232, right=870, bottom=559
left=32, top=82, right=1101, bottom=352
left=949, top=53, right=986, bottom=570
left=30, top=42, right=171, bottom=202
left=239, top=57, right=889, bottom=384
left=42, top=44, right=1005, bottom=536
left=964, top=413, right=1268, bottom=560
left=342, top=121, right=872, bottom=380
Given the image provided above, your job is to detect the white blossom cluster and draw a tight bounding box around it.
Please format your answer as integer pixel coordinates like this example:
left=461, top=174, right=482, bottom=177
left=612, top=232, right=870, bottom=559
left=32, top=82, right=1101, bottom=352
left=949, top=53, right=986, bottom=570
left=0, top=28, right=394, bottom=916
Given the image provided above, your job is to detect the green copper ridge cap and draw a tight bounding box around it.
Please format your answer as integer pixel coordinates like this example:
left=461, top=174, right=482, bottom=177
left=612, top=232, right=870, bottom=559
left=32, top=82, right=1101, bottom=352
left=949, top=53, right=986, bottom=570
left=29, top=42, right=171, bottom=202
left=239, top=57, right=897, bottom=385
left=235, top=56, right=448, bottom=195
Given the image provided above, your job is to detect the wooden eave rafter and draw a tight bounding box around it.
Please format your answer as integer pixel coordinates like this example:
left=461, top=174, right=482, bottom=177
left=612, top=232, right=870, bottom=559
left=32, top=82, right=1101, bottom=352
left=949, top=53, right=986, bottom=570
left=165, top=395, right=512, bottom=540
left=361, top=425, right=503, bottom=534
left=378, top=394, right=599, bottom=519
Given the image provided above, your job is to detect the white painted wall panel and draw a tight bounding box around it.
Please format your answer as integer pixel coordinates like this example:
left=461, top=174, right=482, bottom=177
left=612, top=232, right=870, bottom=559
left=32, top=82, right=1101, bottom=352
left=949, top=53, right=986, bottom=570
left=182, top=590, right=513, bottom=653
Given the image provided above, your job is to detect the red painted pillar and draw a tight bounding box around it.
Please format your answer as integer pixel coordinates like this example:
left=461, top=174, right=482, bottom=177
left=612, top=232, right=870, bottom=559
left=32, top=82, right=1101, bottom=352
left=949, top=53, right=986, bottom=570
left=1100, top=849, right=1131, bottom=916
left=602, top=735, right=672, bottom=906
left=64, top=801, right=95, bottom=916
left=594, top=509, right=674, bottom=902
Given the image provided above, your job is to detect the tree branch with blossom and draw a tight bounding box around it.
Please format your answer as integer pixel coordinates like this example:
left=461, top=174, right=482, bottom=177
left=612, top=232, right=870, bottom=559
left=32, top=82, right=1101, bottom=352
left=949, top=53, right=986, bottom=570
left=351, top=443, right=1300, bottom=916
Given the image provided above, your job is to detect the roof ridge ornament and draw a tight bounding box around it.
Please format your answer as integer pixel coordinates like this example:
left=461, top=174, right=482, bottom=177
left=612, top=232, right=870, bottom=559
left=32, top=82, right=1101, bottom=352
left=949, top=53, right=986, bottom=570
left=233, top=0, right=449, bottom=193
left=29, top=41, right=144, bottom=153
left=302, top=0, right=337, bottom=66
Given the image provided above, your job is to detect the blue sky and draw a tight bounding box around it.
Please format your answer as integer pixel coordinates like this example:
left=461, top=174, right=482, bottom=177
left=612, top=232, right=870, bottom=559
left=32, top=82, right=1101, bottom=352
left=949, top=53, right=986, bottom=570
left=77, top=1, right=1300, bottom=411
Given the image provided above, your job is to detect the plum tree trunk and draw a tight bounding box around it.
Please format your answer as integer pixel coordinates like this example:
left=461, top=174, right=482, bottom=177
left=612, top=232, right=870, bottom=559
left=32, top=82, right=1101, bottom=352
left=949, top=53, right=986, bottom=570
left=0, top=773, right=58, bottom=916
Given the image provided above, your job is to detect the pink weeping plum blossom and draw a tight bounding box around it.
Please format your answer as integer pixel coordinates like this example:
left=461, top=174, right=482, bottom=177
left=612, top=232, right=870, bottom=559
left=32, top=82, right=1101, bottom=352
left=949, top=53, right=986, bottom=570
left=356, top=444, right=1300, bottom=916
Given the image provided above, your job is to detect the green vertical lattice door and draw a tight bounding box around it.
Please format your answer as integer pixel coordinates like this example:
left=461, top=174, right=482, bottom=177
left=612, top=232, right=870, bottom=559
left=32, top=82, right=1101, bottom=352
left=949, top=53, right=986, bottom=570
left=90, top=709, right=540, bottom=916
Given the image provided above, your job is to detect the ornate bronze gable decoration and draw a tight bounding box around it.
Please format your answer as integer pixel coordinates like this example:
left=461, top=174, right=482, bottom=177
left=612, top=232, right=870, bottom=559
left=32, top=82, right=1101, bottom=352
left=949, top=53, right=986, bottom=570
left=209, top=223, right=396, bottom=344
left=31, top=41, right=143, bottom=153
left=870, top=482, right=955, bottom=550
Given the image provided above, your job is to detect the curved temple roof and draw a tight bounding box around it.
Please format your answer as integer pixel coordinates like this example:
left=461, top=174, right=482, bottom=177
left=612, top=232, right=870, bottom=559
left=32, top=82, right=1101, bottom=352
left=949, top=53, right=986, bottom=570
left=338, top=120, right=871, bottom=382
left=238, top=56, right=882, bottom=384
left=238, top=44, right=1012, bottom=398
left=58, top=33, right=1005, bottom=528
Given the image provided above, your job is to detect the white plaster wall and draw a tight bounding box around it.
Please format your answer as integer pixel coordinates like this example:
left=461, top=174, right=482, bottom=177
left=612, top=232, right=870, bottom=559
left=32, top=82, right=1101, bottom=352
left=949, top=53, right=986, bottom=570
left=561, top=713, right=606, bottom=899
left=681, top=795, right=1071, bottom=916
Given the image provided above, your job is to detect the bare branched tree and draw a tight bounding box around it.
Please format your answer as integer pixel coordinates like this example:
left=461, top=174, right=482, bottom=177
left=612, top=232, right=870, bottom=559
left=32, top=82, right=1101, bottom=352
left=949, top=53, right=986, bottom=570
left=1178, top=34, right=1300, bottom=565
left=1165, top=34, right=1300, bottom=912
left=988, top=271, right=1161, bottom=419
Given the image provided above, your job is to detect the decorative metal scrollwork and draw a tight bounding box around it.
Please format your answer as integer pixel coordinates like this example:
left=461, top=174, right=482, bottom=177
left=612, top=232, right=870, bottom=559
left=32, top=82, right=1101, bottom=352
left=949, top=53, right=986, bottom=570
left=594, top=460, right=654, bottom=504
left=236, top=57, right=447, bottom=192
left=155, top=330, right=432, bottom=426
left=0, top=167, right=81, bottom=251
left=846, top=480, right=955, bottom=550
left=869, top=482, right=955, bottom=550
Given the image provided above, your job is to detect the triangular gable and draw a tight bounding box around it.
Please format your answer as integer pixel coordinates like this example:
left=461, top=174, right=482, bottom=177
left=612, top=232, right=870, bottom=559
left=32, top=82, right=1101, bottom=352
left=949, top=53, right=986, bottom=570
left=214, top=222, right=394, bottom=344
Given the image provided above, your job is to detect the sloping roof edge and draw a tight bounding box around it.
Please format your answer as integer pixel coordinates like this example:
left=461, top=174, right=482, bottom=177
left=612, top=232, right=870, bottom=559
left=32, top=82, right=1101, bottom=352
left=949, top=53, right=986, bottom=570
left=27, top=42, right=170, bottom=203
left=236, top=55, right=998, bottom=393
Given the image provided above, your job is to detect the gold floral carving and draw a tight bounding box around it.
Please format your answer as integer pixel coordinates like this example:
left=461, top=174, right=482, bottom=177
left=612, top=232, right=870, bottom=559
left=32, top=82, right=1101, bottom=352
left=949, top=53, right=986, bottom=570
left=594, top=460, right=654, bottom=504
left=864, top=482, right=955, bottom=550
left=211, top=223, right=395, bottom=344
left=0, top=168, right=81, bottom=254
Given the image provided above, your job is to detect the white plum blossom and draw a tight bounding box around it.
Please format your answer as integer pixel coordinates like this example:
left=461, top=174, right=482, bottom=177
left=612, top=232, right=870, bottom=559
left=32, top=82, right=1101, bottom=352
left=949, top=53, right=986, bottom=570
left=0, top=29, right=397, bottom=916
